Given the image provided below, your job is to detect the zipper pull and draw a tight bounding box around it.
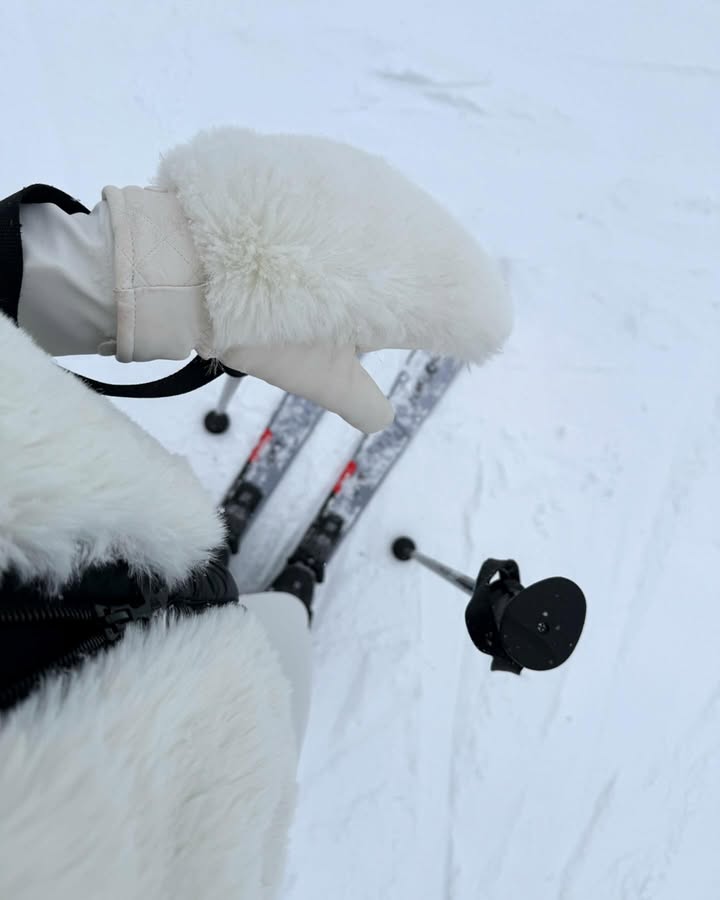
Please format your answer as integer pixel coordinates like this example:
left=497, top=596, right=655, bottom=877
left=95, top=576, right=169, bottom=641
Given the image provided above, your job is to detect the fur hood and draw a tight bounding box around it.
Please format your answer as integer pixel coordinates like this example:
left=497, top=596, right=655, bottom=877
left=0, top=315, right=298, bottom=900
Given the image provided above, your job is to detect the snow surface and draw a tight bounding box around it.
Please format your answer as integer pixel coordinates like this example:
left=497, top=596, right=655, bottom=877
left=3, top=1, right=720, bottom=897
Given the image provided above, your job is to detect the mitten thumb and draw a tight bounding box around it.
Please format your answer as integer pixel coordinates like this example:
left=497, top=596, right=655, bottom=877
left=222, top=344, right=394, bottom=433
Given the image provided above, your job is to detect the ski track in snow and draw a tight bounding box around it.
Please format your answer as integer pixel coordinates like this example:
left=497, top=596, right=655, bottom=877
left=3, top=1, right=720, bottom=898
left=557, top=775, right=619, bottom=900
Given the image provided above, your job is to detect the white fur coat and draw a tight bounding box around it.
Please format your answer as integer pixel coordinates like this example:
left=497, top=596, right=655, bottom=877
left=0, top=315, right=298, bottom=900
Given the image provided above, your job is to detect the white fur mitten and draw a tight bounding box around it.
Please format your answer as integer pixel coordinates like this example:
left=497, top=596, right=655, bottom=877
left=102, top=127, right=512, bottom=431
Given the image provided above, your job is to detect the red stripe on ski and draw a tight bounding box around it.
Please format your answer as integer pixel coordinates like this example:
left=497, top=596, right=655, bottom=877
left=333, top=460, right=357, bottom=494
left=249, top=428, right=273, bottom=462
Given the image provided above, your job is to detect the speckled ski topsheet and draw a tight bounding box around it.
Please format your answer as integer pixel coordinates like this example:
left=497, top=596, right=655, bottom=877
left=221, top=351, right=461, bottom=557
left=220, top=392, right=324, bottom=552
left=279, top=351, right=462, bottom=577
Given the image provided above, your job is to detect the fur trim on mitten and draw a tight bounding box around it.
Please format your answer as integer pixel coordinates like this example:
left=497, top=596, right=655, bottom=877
left=153, top=126, right=511, bottom=362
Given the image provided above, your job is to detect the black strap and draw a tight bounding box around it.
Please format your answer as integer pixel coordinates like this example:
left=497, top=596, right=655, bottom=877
left=0, top=184, right=238, bottom=399
left=0, top=201, right=21, bottom=322
left=71, top=354, right=230, bottom=398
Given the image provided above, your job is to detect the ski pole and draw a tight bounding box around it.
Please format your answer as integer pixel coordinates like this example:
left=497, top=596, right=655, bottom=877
left=204, top=371, right=245, bottom=434
left=391, top=536, right=586, bottom=675
left=392, top=536, right=475, bottom=593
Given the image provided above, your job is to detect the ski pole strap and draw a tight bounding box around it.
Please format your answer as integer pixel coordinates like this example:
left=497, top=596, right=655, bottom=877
left=464, top=558, right=524, bottom=669
left=1, top=184, right=244, bottom=399
left=70, top=354, right=243, bottom=399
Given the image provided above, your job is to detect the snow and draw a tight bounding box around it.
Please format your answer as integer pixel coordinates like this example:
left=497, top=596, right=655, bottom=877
left=3, top=1, right=720, bottom=897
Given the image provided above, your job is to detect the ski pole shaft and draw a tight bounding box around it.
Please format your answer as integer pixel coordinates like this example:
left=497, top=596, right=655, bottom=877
left=392, top=537, right=475, bottom=594
left=215, top=374, right=243, bottom=415
left=204, top=373, right=244, bottom=434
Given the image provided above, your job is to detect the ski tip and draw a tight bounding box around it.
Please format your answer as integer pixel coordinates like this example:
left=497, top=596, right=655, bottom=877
left=392, top=536, right=417, bottom=561
left=204, top=410, right=231, bottom=434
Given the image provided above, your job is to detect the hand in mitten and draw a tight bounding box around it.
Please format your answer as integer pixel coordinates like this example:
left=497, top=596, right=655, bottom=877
left=21, top=127, right=512, bottom=432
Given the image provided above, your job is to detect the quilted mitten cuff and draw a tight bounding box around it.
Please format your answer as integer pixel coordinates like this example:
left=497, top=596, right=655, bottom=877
left=102, top=185, right=212, bottom=362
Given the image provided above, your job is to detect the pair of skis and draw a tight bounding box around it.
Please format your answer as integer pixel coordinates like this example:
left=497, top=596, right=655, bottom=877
left=214, top=352, right=587, bottom=673
left=218, top=351, right=462, bottom=610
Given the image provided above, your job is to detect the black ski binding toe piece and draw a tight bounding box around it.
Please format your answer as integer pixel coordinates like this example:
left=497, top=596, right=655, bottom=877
left=220, top=483, right=264, bottom=554
left=269, top=513, right=345, bottom=617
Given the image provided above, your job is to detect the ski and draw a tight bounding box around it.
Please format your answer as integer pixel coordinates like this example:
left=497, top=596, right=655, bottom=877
left=220, top=392, right=324, bottom=553
left=270, top=351, right=462, bottom=607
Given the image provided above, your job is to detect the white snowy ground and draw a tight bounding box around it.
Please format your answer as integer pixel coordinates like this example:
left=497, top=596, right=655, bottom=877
left=3, top=1, right=720, bottom=897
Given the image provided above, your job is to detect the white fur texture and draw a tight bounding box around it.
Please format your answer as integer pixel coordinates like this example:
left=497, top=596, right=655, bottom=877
left=0, top=604, right=299, bottom=900
left=155, top=126, right=512, bottom=361
left=0, top=314, right=225, bottom=589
